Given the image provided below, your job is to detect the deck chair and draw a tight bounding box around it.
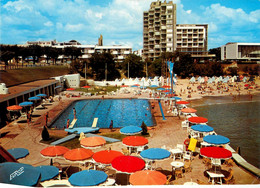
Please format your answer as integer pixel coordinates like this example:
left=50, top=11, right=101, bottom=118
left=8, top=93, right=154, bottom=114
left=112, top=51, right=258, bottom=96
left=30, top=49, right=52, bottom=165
left=224, top=158, right=234, bottom=167
left=166, top=175, right=173, bottom=185
left=92, top=118, right=98, bottom=128
left=121, top=148, right=129, bottom=155
left=188, top=137, right=197, bottom=152
left=184, top=160, right=192, bottom=173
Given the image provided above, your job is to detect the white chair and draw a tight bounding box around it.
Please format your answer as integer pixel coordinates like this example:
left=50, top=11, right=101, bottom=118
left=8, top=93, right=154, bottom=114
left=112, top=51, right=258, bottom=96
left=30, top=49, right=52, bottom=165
left=172, top=108, right=178, bottom=116
left=136, top=146, right=145, bottom=154
left=183, top=151, right=192, bottom=161
left=177, top=144, right=185, bottom=152
left=182, top=120, right=189, bottom=129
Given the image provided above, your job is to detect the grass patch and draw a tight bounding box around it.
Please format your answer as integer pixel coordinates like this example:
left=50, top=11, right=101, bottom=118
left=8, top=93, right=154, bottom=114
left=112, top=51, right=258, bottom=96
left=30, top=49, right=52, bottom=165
left=75, top=86, right=120, bottom=95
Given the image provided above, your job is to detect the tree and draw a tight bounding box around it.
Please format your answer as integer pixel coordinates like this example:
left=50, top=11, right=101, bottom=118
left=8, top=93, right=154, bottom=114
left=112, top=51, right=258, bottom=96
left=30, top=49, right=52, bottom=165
left=28, top=45, right=42, bottom=64
left=122, top=54, right=144, bottom=78
left=64, top=47, right=82, bottom=62
left=43, top=47, right=52, bottom=64
left=148, top=58, right=162, bottom=77
left=174, top=53, right=195, bottom=78
left=89, top=52, right=120, bottom=81
left=209, top=47, right=221, bottom=61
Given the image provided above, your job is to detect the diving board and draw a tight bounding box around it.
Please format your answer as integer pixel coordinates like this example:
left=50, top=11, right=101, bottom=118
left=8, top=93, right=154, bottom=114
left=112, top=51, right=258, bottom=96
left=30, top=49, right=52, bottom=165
left=85, top=133, right=120, bottom=143
left=65, top=127, right=100, bottom=134
left=92, top=118, right=98, bottom=128
left=69, top=119, right=77, bottom=128
left=50, top=134, right=77, bottom=145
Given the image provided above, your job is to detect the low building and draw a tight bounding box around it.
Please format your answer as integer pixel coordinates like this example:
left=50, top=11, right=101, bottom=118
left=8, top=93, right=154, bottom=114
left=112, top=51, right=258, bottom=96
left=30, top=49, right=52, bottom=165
left=221, top=42, right=260, bottom=62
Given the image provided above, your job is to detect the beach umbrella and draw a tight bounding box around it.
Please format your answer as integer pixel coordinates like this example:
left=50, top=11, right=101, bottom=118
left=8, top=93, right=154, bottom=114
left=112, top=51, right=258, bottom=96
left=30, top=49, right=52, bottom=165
left=200, top=147, right=232, bottom=159
left=28, top=96, right=41, bottom=101
left=54, top=85, right=62, bottom=89
left=140, top=86, right=147, bottom=89
left=176, top=101, right=190, bottom=105
left=40, top=146, right=69, bottom=158
left=36, top=94, right=47, bottom=97
left=68, top=170, right=108, bottom=186
left=0, top=162, right=41, bottom=186
left=188, top=116, right=208, bottom=124
left=19, top=101, right=33, bottom=107
left=172, top=96, right=181, bottom=100
left=7, top=148, right=29, bottom=160
left=181, top=108, right=197, bottom=114
left=80, top=137, right=106, bottom=149
left=120, top=126, right=142, bottom=135
left=64, top=148, right=94, bottom=162
left=203, top=135, right=230, bottom=146
left=7, top=105, right=23, bottom=111
left=140, top=148, right=171, bottom=161
left=82, top=85, right=91, bottom=88
left=134, top=84, right=140, bottom=86
left=66, top=88, right=75, bottom=91
left=131, top=85, right=138, bottom=87
left=162, top=85, right=171, bottom=88
left=150, top=85, right=158, bottom=88
left=122, top=136, right=148, bottom=147
left=92, top=150, right=124, bottom=165
left=156, top=88, right=165, bottom=91
left=121, top=85, right=129, bottom=87
left=129, top=170, right=167, bottom=185
left=111, top=156, right=145, bottom=174
left=191, top=124, right=214, bottom=133
left=35, top=165, right=59, bottom=182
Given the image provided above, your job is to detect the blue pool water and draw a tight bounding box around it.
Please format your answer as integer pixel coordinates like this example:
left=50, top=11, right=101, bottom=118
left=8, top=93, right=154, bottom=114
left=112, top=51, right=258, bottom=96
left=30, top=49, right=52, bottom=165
left=52, top=99, right=154, bottom=129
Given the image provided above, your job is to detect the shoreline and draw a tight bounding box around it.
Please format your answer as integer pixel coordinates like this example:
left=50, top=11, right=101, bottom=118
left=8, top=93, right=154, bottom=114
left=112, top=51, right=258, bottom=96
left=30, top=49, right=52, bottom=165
left=0, top=78, right=260, bottom=185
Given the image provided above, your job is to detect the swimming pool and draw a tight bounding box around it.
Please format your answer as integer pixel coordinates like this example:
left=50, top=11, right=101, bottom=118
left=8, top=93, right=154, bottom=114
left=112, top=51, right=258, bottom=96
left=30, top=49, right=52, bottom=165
left=51, top=99, right=154, bottom=129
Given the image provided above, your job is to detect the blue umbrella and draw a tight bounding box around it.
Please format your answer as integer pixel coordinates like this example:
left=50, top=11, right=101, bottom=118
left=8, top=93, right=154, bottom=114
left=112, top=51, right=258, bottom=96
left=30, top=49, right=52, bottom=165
left=191, top=124, right=214, bottom=133
left=28, top=96, right=41, bottom=101
left=68, top=170, right=108, bottom=186
left=19, top=101, right=33, bottom=107
left=120, top=126, right=142, bottom=135
left=55, top=85, right=62, bottom=89
left=140, top=86, right=147, bottom=89
left=173, top=97, right=182, bottom=100
left=140, top=148, right=171, bottom=160
left=36, top=94, right=47, bottom=97
left=203, top=135, right=230, bottom=145
left=150, top=85, right=158, bottom=88
left=35, top=165, right=59, bottom=182
left=0, top=162, right=41, bottom=186
left=7, top=148, right=29, bottom=160
left=131, top=85, right=138, bottom=88
left=156, top=88, right=165, bottom=91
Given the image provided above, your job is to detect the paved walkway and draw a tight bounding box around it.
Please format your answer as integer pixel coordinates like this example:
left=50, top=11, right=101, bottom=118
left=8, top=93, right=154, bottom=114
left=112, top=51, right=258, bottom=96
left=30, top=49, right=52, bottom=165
left=0, top=89, right=259, bottom=185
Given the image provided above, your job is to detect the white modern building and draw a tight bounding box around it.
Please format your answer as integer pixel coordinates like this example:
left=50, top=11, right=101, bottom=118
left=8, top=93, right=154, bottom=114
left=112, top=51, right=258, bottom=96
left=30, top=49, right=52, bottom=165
left=221, top=42, right=260, bottom=61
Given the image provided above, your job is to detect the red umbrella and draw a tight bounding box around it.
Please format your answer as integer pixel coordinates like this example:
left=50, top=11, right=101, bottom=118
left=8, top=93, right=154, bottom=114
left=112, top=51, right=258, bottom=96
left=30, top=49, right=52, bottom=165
left=122, top=136, right=148, bottom=147
left=134, top=84, right=140, bottom=86
left=176, top=101, right=190, bottom=105
left=121, top=85, right=129, bottom=87
left=129, top=170, right=167, bottom=185
left=200, top=146, right=232, bottom=159
left=66, top=88, right=75, bottom=91
left=181, top=108, right=197, bottom=113
left=166, top=93, right=177, bottom=97
left=64, top=148, right=94, bottom=161
left=7, top=105, right=23, bottom=111
left=162, top=85, right=171, bottom=88
left=80, top=137, right=106, bottom=149
left=40, top=146, right=69, bottom=157
left=111, top=156, right=145, bottom=174
left=82, top=86, right=91, bottom=88
left=188, top=116, right=208, bottom=124
left=92, top=150, right=123, bottom=165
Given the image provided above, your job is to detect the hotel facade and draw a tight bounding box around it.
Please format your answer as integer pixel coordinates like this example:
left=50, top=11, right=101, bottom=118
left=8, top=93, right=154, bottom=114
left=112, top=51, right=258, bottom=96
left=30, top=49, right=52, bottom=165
left=143, top=0, right=209, bottom=61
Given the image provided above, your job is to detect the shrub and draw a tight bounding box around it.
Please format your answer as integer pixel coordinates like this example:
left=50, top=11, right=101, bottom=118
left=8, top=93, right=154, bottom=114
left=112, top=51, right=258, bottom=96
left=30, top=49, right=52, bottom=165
left=141, top=121, right=148, bottom=135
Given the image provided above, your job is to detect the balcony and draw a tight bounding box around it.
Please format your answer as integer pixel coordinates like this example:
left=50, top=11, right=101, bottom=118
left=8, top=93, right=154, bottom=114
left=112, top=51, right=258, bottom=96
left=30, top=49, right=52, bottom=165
left=123, top=51, right=130, bottom=55
left=155, top=32, right=160, bottom=35
left=112, top=51, right=118, bottom=55
left=155, top=44, right=161, bottom=49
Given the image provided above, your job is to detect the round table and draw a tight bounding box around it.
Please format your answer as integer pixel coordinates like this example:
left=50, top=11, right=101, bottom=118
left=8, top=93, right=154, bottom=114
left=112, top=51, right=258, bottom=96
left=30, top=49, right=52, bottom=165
left=171, top=161, right=184, bottom=170
left=170, top=148, right=183, bottom=160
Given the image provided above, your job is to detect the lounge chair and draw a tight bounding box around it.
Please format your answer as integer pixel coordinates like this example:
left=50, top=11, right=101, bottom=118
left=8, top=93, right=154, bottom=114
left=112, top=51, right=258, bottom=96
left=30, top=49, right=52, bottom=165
left=184, top=160, right=192, bottom=173
left=166, top=175, right=173, bottom=185
left=40, top=180, right=72, bottom=187
left=223, top=168, right=235, bottom=184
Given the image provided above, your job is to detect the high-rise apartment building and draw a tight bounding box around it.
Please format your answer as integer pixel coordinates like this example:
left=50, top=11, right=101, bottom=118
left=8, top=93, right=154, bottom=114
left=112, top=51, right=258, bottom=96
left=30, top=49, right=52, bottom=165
left=143, top=0, right=176, bottom=61
left=143, top=0, right=208, bottom=61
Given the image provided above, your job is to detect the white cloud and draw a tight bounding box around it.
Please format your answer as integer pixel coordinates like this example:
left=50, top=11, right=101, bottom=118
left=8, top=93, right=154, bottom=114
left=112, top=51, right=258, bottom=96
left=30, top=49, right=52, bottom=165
left=44, top=21, right=53, bottom=27
left=186, top=10, right=191, bottom=14
left=65, top=23, right=84, bottom=32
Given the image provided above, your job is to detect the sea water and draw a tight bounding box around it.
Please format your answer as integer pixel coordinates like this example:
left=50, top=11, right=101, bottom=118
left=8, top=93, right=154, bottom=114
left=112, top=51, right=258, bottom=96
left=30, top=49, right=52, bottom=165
left=190, top=95, right=260, bottom=169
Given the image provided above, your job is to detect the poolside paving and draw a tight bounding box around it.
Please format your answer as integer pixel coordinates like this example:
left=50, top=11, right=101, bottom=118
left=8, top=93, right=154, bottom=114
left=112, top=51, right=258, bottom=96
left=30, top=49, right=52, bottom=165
left=0, top=81, right=260, bottom=186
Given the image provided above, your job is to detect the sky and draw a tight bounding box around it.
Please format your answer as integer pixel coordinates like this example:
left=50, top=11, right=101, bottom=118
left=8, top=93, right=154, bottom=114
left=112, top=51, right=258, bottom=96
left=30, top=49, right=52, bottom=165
left=0, top=0, right=259, bottom=50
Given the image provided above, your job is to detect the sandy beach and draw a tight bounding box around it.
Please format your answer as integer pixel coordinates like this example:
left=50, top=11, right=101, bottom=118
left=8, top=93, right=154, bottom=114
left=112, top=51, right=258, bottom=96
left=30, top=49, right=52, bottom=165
left=0, top=78, right=259, bottom=185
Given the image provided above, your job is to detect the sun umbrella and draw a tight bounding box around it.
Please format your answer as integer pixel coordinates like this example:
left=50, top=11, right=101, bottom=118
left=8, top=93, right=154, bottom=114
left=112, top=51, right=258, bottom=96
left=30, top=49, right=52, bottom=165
left=162, top=85, right=171, bottom=88
left=181, top=108, right=197, bottom=114
left=35, top=165, right=59, bottom=182
left=129, top=170, right=167, bottom=185
left=156, top=88, right=165, bottom=91
left=36, top=94, right=47, bottom=97
left=7, top=105, right=23, bottom=111
left=150, top=85, right=158, bottom=88
left=203, top=135, right=230, bottom=146
left=111, top=156, right=145, bottom=174
left=176, top=101, right=190, bottom=105
left=64, top=148, right=94, bottom=161
left=200, top=147, right=232, bottom=159
left=54, top=85, right=62, bottom=89
left=0, top=162, right=41, bottom=186
left=19, top=101, right=33, bottom=107
left=120, top=126, right=142, bottom=135
left=172, top=96, right=181, bottom=100
left=7, top=148, right=29, bottom=160
left=40, top=146, right=69, bottom=157
left=66, top=88, right=75, bottom=91
left=140, top=148, right=171, bottom=161
left=121, top=85, right=129, bottom=87
left=188, top=116, right=208, bottom=124
left=68, top=170, right=108, bottom=186
left=131, top=85, right=138, bottom=87
left=82, top=85, right=91, bottom=88
left=191, top=124, right=214, bottom=133
left=28, top=96, right=41, bottom=101
left=92, top=150, right=124, bottom=165
left=123, top=136, right=148, bottom=147
left=80, top=137, right=106, bottom=149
